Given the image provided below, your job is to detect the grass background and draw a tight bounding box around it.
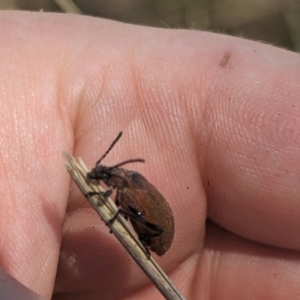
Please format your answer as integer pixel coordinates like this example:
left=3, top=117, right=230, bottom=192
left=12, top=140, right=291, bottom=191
left=1, top=0, right=300, bottom=52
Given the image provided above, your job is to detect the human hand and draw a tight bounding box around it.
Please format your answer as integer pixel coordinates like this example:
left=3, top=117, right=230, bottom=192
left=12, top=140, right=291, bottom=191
left=0, top=11, right=299, bottom=299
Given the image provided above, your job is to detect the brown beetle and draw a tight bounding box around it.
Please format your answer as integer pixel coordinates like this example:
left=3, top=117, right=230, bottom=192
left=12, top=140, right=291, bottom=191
left=87, top=132, right=175, bottom=256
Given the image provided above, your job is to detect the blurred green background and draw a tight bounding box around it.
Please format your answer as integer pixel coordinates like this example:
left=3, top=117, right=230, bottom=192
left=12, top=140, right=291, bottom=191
left=1, top=0, right=300, bottom=52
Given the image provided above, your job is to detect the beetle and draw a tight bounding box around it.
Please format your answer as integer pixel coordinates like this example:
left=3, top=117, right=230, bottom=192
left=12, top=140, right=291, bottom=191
left=87, top=132, right=175, bottom=256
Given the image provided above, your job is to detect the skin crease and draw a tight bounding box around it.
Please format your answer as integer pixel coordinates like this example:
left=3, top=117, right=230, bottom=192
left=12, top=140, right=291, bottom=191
left=0, top=10, right=299, bottom=300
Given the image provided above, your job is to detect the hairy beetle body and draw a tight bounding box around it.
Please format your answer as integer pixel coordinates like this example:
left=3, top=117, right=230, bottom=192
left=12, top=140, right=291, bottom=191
left=87, top=132, right=175, bottom=256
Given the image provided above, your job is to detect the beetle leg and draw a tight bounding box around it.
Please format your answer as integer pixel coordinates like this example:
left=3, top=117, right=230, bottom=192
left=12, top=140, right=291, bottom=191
left=107, top=205, right=164, bottom=257
left=115, top=190, right=122, bottom=207
left=108, top=205, right=164, bottom=236
left=86, top=189, right=113, bottom=198
left=140, top=239, right=151, bottom=258
left=107, top=207, right=154, bottom=258
left=106, top=208, right=129, bottom=225
left=103, top=189, right=113, bottom=197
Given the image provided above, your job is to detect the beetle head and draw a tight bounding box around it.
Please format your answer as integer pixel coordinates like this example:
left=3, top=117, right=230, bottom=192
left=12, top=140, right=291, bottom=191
left=87, top=165, right=112, bottom=182
left=87, top=132, right=145, bottom=185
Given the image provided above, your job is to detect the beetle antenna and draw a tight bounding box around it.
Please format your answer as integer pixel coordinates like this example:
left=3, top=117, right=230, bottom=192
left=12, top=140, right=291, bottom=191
left=112, top=159, right=145, bottom=168
left=95, top=132, right=123, bottom=166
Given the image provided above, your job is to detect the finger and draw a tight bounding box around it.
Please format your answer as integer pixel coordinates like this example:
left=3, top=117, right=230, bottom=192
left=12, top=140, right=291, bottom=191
left=0, top=12, right=76, bottom=297
left=201, top=42, right=300, bottom=251
left=47, top=11, right=300, bottom=297
left=196, top=222, right=300, bottom=299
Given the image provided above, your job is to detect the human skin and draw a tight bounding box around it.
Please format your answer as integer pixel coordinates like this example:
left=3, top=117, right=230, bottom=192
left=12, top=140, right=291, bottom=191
left=0, top=10, right=299, bottom=300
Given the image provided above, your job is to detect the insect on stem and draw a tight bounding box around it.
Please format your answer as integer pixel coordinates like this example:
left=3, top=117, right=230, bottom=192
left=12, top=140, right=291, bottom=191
left=63, top=152, right=186, bottom=300
left=87, top=132, right=175, bottom=256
